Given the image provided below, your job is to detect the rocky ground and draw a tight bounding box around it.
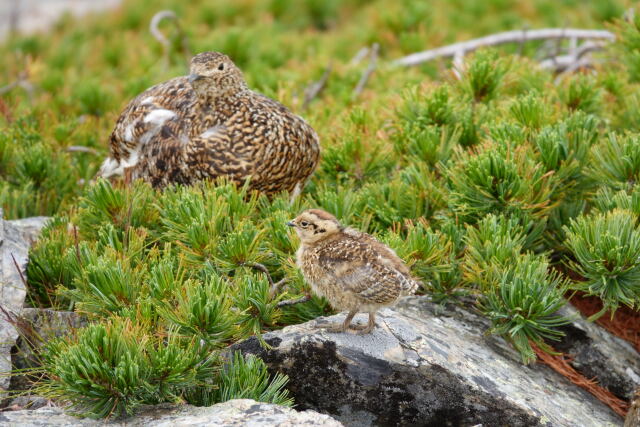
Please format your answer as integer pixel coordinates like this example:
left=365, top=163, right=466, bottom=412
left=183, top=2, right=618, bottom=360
left=1, top=215, right=638, bottom=426
left=0, top=0, right=120, bottom=40
left=236, top=297, right=634, bottom=426
left=0, top=399, right=343, bottom=426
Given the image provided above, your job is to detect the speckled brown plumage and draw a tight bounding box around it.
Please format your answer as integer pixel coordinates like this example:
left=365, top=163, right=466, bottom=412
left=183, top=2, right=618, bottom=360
left=99, top=51, right=320, bottom=196
left=289, top=209, right=420, bottom=334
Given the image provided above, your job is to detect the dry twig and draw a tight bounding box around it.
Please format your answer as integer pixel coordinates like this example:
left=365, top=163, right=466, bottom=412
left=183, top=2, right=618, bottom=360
left=150, top=10, right=191, bottom=69
left=302, top=63, right=332, bottom=110
left=352, top=43, right=379, bottom=100
left=350, top=46, right=370, bottom=65
left=393, top=28, right=614, bottom=66
left=539, top=40, right=605, bottom=73
left=0, top=70, right=34, bottom=100
left=65, top=146, right=100, bottom=155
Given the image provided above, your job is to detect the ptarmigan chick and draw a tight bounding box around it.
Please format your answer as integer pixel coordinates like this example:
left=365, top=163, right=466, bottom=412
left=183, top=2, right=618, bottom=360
left=289, top=209, right=420, bottom=334
left=100, top=51, right=320, bottom=196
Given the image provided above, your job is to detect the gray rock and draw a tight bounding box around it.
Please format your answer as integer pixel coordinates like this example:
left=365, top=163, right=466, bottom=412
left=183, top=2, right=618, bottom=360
left=11, top=309, right=87, bottom=392
left=0, top=0, right=121, bottom=40
left=0, top=399, right=343, bottom=426
left=5, top=395, right=49, bottom=411
left=555, top=305, right=640, bottom=401
left=236, top=296, right=624, bottom=426
left=0, top=210, right=49, bottom=396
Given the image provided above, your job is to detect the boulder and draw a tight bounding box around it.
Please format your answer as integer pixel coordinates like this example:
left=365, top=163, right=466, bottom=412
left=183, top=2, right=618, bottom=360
left=0, top=399, right=343, bottom=426
left=236, top=296, right=626, bottom=426
left=556, top=305, right=640, bottom=401
left=0, top=210, right=49, bottom=396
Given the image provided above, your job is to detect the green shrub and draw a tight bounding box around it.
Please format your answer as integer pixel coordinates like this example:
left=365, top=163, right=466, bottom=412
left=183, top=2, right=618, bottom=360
left=565, top=209, right=640, bottom=316
left=4, top=0, right=640, bottom=416
left=589, top=133, right=640, bottom=191
left=445, top=141, right=556, bottom=225
left=478, top=254, right=571, bottom=364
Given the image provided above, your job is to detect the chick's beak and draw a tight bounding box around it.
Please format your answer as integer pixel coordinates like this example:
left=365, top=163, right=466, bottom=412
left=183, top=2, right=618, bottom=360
left=188, top=74, right=203, bottom=84
left=286, top=221, right=296, bottom=227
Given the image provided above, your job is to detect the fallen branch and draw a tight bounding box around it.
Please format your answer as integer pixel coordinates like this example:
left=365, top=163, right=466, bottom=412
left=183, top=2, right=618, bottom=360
left=350, top=46, right=370, bottom=65
left=394, top=28, right=615, bottom=66
left=539, top=40, right=605, bottom=72
left=276, top=294, right=311, bottom=307
left=65, top=146, right=100, bottom=155
left=0, top=70, right=34, bottom=99
left=11, top=254, right=27, bottom=287
left=352, top=43, right=379, bottom=100
left=302, top=63, right=332, bottom=110
left=150, top=10, right=191, bottom=69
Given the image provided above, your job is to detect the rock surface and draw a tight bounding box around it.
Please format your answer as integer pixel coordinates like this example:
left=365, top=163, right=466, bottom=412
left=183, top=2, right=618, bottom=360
left=11, top=309, right=87, bottom=392
left=0, top=0, right=121, bottom=40
left=556, top=305, right=640, bottom=401
left=236, top=296, right=626, bottom=426
left=0, top=210, right=49, bottom=396
left=0, top=399, right=343, bottom=426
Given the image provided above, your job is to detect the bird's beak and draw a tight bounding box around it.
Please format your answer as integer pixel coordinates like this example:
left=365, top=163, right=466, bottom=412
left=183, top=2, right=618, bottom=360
left=286, top=221, right=296, bottom=227
left=188, top=74, right=203, bottom=84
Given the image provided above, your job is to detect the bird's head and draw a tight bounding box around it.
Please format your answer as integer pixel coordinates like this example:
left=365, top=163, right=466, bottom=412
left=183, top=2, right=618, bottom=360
left=287, top=209, right=342, bottom=245
left=188, top=51, right=247, bottom=102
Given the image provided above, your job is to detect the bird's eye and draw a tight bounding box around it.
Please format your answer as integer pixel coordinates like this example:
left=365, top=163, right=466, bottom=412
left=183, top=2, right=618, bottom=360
left=218, top=63, right=225, bottom=71
left=300, top=221, right=309, bottom=227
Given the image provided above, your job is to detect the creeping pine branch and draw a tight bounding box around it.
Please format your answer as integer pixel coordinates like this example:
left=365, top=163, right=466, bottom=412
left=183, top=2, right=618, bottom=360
left=276, top=294, right=311, bottom=307
left=393, top=28, right=615, bottom=67
left=302, top=63, right=332, bottom=110
left=352, top=43, right=379, bottom=100
left=150, top=10, right=192, bottom=69
left=243, top=262, right=287, bottom=298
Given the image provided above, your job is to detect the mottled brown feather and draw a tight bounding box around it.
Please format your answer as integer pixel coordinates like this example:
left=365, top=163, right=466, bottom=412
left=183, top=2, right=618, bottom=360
left=100, top=52, right=320, bottom=196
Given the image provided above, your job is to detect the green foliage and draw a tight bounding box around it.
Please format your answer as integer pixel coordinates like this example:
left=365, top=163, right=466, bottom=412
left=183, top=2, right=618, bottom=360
left=478, top=254, right=570, bottom=364
left=463, top=51, right=508, bottom=103
left=463, top=214, right=526, bottom=290
left=592, top=186, right=640, bottom=217
left=40, top=318, right=218, bottom=418
left=0, top=119, right=84, bottom=217
left=204, top=352, right=292, bottom=406
left=4, top=0, right=640, bottom=414
left=616, top=12, right=640, bottom=82
left=73, top=81, right=113, bottom=117
left=565, top=209, right=640, bottom=315
left=445, top=141, right=556, bottom=225
left=589, top=133, right=640, bottom=191
left=383, top=222, right=460, bottom=300
left=509, top=92, right=549, bottom=130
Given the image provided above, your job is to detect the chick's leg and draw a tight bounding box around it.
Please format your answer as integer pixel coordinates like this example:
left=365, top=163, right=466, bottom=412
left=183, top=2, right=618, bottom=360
left=354, top=312, right=376, bottom=335
left=317, top=310, right=357, bottom=333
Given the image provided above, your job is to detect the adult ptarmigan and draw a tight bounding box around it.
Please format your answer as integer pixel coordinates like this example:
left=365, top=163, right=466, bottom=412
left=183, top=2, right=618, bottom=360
left=99, top=51, right=320, bottom=196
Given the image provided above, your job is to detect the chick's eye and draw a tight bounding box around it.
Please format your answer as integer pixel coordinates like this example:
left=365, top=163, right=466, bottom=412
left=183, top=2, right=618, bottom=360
left=218, top=63, right=225, bottom=71
left=300, top=221, right=309, bottom=227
